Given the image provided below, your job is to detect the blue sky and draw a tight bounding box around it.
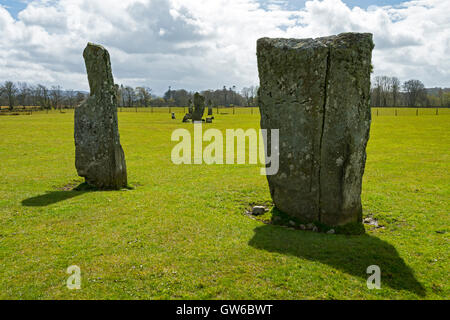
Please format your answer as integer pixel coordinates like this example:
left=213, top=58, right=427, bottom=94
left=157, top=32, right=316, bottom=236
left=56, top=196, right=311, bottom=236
left=0, top=0, right=27, bottom=18
left=1, top=0, right=407, bottom=19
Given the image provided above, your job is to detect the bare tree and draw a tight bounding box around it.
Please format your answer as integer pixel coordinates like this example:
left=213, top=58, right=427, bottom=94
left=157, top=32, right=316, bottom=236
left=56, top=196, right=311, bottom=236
left=251, top=85, right=259, bottom=106
left=371, top=76, right=382, bottom=107
left=50, top=85, right=63, bottom=110
left=380, top=76, right=391, bottom=107
left=36, top=84, right=50, bottom=109
left=241, top=87, right=251, bottom=107
left=17, top=82, right=29, bottom=109
left=1, top=81, right=18, bottom=110
left=136, top=87, right=152, bottom=107
left=390, top=77, right=401, bottom=107
left=66, top=89, right=75, bottom=108
left=123, top=86, right=135, bottom=107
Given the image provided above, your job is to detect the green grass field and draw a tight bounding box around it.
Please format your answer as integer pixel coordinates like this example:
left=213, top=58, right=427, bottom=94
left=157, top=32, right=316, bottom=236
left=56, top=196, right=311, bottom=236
left=0, top=108, right=448, bottom=299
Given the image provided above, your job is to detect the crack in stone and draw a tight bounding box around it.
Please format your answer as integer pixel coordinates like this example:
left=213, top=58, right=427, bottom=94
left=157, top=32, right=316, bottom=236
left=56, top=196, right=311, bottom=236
left=318, top=47, right=331, bottom=222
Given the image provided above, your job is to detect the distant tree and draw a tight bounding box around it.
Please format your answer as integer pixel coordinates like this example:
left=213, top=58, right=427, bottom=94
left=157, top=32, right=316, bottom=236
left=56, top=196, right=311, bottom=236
left=171, top=89, right=191, bottom=107
left=390, top=77, right=401, bottom=107
left=17, top=82, right=29, bottom=108
left=123, top=86, right=135, bottom=107
left=163, top=86, right=173, bottom=101
left=36, top=84, right=50, bottom=109
left=1, top=81, right=18, bottom=110
left=119, top=84, right=125, bottom=107
left=50, top=85, right=63, bottom=110
left=66, top=89, right=75, bottom=108
left=380, top=76, right=391, bottom=107
left=136, top=87, right=152, bottom=107
left=75, top=91, right=87, bottom=105
left=438, top=88, right=444, bottom=107
left=251, top=85, right=259, bottom=106
left=403, top=79, right=426, bottom=107
left=371, top=76, right=382, bottom=107
left=222, top=86, right=228, bottom=106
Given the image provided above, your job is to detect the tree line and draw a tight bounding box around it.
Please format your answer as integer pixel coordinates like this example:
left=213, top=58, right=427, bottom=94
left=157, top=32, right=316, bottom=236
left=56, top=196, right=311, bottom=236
left=370, top=76, right=450, bottom=107
left=1, top=78, right=449, bottom=110
left=117, top=85, right=259, bottom=108
left=0, top=81, right=87, bottom=110
left=0, top=81, right=259, bottom=110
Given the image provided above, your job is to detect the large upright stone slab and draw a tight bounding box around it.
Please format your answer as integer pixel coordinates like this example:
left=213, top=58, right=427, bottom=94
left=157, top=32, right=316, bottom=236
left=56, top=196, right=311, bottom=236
left=74, top=43, right=127, bottom=189
left=192, top=92, right=205, bottom=121
left=257, top=32, right=373, bottom=226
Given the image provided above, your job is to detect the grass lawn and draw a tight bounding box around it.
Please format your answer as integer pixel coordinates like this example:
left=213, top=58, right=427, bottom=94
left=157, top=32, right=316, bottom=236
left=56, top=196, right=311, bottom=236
left=0, top=108, right=448, bottom=299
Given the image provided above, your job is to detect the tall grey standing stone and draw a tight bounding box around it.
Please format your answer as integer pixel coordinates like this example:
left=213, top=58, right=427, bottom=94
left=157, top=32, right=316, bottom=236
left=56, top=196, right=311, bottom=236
left=192, top=92, right=205, bottom=121
left=74, top=43, right=127, bottom=189
left=257, top=33, right=374, bottom=226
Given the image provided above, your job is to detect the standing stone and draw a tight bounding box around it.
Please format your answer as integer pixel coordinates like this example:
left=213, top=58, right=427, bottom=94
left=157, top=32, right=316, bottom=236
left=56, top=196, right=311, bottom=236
left=74, top=43, right=127, bottom=189
left=257, top=33, right=373, bottom=226
left=188, top=99, right=193, bottom=114
left=192, top=92, right=205, bottom=121
left=207, top=100, right=213, bottom=116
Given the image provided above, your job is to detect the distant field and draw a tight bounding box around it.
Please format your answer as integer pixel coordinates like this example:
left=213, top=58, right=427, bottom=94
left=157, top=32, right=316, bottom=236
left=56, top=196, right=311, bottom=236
left=0, top=110, right=448, bottom=299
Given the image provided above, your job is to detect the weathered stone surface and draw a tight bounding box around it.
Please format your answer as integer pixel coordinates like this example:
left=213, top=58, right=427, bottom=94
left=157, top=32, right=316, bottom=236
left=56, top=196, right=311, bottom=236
left=257, top=32, right=373, bottom=226
left=192, top=92, right=205, bottom=121
left=74, top=43, right=127, bottom=189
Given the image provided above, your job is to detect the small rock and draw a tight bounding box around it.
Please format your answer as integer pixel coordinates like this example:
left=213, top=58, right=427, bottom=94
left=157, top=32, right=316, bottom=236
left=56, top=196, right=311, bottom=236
left=363, top=218, right=371, bottom=224
left=289, top=220, right=296, bottom=227
left=299, top=224, right=306, bottom=230
left=306, top=223, right=315, bottom=230
left=312, top=226, right=318, bottom=232
left=327, top=229, right=335, bottom=234
left=251, top=206, right=266, bottom=216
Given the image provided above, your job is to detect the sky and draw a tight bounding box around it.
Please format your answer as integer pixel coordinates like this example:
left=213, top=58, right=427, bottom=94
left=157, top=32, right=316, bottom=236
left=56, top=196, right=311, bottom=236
left=0, top=0, right=449, bottom=95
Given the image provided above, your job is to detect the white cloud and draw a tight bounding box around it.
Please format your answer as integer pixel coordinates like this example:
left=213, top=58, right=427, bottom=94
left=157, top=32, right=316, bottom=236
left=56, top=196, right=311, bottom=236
left=0, top=0, right=449, bottom=95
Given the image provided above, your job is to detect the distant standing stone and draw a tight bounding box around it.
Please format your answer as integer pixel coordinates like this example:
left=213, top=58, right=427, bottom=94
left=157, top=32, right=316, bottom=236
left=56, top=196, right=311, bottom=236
left=171, top=112, right=176, bottom=119
left=257, top=32, right=374, bottom=227
left=192, top=92, right=205, bottom=121
left=74, top=43, right=127, bottom=189
left=207, top=99, right=213, bottom=116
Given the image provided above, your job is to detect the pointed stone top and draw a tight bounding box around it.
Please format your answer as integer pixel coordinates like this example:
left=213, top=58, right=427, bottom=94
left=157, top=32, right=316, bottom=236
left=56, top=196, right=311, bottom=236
left=83, top=42, right=114, bottom=96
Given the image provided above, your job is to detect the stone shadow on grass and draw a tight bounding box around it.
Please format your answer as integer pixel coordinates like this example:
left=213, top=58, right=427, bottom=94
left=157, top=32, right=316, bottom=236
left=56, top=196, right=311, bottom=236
left=248, top=225, right=426, bottom=297
left=21, top=183, right=95, bottom=207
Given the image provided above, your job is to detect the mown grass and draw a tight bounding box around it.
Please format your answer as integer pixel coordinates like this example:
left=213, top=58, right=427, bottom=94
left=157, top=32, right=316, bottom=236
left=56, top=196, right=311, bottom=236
left=0, top=108, right=448, bottom=299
